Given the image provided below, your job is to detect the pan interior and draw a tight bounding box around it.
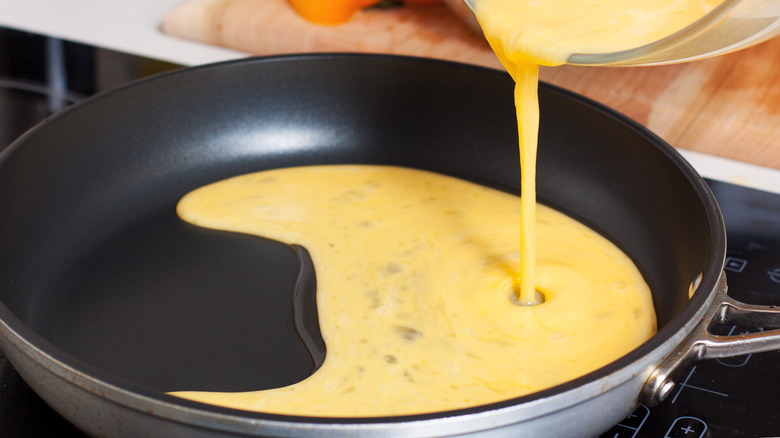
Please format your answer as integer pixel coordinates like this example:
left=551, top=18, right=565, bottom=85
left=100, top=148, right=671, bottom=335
left=0, top=55, right=714, bottom=398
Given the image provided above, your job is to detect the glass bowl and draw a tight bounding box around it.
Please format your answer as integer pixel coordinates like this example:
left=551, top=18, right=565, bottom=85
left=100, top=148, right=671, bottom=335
left=460, top=0, right=780, bottom=66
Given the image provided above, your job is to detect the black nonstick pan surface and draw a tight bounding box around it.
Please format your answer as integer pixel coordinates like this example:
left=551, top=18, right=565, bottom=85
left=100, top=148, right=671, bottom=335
left=0, top=54, right=723, bottom=437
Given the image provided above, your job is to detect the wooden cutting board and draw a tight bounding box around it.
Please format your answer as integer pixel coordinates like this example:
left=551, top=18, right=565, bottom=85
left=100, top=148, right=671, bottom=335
left=162, top=0, right=780, bottom=170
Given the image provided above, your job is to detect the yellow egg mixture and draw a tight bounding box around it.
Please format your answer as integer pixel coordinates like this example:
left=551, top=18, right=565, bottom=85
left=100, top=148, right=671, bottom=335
left=168, top=0, right=720, bottom=417
left=172, top=165, right=654, bottom=416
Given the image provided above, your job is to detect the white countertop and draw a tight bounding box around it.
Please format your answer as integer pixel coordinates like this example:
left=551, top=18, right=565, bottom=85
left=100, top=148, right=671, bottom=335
left=1, top=0, right=778, bottom=194
left=0, top=0, right=247, bottom=66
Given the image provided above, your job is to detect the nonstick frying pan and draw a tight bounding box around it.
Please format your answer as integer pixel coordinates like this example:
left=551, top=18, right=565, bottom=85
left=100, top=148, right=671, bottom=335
left=1, top=54, right=780, bottom=437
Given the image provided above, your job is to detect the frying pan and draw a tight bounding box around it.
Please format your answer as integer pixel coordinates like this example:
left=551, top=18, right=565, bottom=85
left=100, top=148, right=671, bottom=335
left=1, top=54, right=780, bottom=437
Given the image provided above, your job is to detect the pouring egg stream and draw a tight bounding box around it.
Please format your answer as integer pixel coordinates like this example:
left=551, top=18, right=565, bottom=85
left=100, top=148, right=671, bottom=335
left=168, top=0, right=720, bottom=417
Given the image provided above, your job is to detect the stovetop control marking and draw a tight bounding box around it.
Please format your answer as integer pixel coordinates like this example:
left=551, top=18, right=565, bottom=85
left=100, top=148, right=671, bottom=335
left=669, top=366, right=729, bottom=404
left=609, top=404, right=650, bottom=438
left=663, top=416, right=707, bottom=438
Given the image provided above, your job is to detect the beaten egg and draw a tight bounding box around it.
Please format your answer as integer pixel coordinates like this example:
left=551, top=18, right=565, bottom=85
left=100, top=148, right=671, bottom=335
left=170, top=165, right=655, bottom=416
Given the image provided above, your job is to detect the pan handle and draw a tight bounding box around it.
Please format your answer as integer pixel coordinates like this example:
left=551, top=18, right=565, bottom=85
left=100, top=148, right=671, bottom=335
left=640, top=272, right=780, bottom=406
